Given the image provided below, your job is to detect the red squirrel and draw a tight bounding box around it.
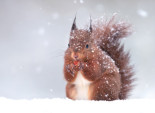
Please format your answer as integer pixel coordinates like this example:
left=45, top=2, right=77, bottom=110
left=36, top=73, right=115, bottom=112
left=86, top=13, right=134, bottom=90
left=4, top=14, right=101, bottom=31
left=64, top=15, right=134, bottom=100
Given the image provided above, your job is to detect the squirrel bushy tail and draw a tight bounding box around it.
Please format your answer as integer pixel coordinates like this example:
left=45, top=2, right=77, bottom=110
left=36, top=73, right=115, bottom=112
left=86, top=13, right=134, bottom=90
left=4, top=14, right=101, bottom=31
left=92, top=16, right=134, bottom=99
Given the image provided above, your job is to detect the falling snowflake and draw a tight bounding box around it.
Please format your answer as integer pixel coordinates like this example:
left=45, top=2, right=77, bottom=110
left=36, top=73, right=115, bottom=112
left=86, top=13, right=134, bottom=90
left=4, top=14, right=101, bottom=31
left=106, top=80, right=109, bottom=84
left=73, top=0, right=77, bottom=4
left=52, top=12, right=59, bottom=20
left=137, top=9, right=148, bottom=18
left=50, top=89, right=53, bottom=93
left=80, top=0, right=84, bottom=4
left=47, top=22, right=51, bottom=26
left=95, top=4, right=104, bottom=12
left=38, top=28, right=45, bottom=35
left=35, top=66, right=42, bottom=73
left=43, top=40, right=49, bottom=47
left=105, top=94, right=109, bottom=97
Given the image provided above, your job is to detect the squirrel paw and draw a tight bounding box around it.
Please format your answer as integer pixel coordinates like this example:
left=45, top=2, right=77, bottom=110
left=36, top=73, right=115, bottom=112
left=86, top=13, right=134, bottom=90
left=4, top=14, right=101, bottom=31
left=66, top=63, right=78, bottom=77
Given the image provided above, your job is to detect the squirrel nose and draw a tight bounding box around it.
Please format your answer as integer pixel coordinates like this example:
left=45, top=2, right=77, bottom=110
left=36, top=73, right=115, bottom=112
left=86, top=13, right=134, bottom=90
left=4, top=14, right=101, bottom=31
left=71, top=52, right=80, bottom=60
left=74, top=55, right=78, bottom=59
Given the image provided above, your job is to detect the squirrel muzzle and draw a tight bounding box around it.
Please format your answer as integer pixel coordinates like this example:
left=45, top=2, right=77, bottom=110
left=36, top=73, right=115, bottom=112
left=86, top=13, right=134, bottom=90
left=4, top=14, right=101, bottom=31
left=71, top=52, right=83, bottom=61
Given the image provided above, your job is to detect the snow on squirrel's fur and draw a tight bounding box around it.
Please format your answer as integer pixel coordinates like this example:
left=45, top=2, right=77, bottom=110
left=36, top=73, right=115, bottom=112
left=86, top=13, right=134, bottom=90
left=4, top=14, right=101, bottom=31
left=64, top=14, right=134, bottom=100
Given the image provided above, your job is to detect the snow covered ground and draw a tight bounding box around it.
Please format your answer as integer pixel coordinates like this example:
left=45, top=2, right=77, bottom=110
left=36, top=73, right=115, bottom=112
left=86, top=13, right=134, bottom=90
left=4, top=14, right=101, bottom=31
left=0, top=97, right=154, bottom=113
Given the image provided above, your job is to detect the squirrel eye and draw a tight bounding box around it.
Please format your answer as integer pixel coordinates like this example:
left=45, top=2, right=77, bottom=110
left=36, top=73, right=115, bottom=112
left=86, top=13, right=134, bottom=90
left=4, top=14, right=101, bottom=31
left=68, top=44, right=70, bottom=47
left=86, top=44, right=89, bottom=48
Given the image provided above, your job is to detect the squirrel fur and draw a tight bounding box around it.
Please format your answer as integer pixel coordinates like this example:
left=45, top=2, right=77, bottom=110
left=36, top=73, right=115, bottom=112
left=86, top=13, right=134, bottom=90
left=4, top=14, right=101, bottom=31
left=64, top=15, right=134, bottom=100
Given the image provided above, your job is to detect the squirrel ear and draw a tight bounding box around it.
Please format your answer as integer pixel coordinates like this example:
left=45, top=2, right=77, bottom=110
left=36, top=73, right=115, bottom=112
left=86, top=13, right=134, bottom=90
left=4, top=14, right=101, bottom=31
left=71, top=16, right=77, bottom=31
left=89, top=16, right=92, bottom=33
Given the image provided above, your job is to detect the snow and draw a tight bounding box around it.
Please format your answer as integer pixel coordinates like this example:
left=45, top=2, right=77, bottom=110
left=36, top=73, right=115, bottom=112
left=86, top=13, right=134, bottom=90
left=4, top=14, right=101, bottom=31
left=105, top=94, right=109, bottom=97
left=106, top=80, right=109, bottom=84
left=49, top=89, right=53, bottom=92
left=35, top=66, right=43, bottom=73
left=73, top=0, right=77, bottom=4
left=91, top=49, right=94, bottom=52
left=43, top=40, right=49, bottom=47
left=38, top=27, right=45, bottom=35
left=51, top=12, right=59, bottom=20
left=0, top=0, right=154, bottom=102
left=80, top=0, right=84, bottom=4
left=0, top=97, right=154, bottom=113
left=47, top=22, right=51, bottom=26
left=95, top=4, right=104, bottom=12
left=73, top=0, right=84, bottom=4
left=137, top=9, right=148, bottom=18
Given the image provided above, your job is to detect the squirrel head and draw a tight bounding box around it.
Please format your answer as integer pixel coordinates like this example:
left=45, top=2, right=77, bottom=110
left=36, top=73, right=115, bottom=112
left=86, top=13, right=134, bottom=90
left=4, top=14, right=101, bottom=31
left=65, top=16, right=96, bottom=62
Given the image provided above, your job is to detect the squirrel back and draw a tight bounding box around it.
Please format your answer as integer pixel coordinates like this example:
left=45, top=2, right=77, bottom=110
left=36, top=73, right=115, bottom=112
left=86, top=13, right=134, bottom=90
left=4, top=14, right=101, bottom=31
left=91, top=16, right=134, bottom=99
left=64, top=15, right=134, bottom=100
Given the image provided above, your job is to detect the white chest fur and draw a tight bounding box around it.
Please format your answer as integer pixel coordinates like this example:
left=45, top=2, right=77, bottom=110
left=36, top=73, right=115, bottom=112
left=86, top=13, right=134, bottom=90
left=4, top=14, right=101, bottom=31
left=73, top=71, right=91, bottom=100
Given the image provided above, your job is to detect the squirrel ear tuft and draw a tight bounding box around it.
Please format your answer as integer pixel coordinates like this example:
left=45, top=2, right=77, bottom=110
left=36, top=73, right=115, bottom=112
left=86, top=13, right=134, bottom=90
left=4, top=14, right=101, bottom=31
left=89, top=16, right=92, bottom=33
left=71, top=16, right=77, bottom=31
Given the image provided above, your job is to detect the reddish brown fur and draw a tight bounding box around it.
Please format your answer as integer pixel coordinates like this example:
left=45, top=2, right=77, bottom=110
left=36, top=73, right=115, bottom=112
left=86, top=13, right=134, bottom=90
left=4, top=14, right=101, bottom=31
left=64, top=16, right=134, bottom=100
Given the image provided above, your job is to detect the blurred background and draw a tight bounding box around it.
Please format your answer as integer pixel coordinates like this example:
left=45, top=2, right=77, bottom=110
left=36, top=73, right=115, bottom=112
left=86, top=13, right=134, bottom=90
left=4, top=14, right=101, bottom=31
left=0, top=0, right=154, bottom=99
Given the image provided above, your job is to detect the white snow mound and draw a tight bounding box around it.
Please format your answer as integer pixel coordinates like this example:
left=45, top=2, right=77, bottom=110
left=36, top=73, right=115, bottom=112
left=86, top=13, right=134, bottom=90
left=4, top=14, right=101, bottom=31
left=0, top=97, right=154, bottom=113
